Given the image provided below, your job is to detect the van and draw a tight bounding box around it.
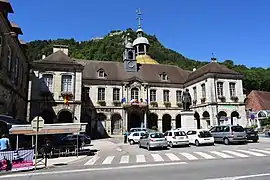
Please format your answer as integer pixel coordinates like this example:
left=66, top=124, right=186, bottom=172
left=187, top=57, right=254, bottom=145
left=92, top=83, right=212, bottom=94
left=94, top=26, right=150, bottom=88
left=209, top=125, right=247, bottom=145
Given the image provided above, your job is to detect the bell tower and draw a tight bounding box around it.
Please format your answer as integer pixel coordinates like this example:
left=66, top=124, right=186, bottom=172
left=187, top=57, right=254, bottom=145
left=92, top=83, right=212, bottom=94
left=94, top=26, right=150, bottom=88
left=123, top=34, right=137, bottom=72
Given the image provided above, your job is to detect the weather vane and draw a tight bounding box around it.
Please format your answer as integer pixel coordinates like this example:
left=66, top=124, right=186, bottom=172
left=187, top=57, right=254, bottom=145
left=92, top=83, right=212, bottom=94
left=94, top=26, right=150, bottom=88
left=136, top=8, right=143, bottom=29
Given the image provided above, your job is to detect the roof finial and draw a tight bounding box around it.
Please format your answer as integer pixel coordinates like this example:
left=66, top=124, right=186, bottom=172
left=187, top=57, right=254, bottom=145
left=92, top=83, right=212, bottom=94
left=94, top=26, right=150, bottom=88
left=136, top=8, right=143, bottom=29
left=211, top=52, right=217, bottom=62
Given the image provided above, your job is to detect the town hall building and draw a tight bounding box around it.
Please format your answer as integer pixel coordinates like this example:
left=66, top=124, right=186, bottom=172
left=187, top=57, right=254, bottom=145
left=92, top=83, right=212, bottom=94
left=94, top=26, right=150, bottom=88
left=27, top=14, right=247, bottom=138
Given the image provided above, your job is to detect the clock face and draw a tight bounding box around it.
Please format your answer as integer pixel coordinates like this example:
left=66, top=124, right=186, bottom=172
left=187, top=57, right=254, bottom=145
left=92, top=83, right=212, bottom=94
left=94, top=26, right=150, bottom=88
left=128, top=61, right=135, bottom=68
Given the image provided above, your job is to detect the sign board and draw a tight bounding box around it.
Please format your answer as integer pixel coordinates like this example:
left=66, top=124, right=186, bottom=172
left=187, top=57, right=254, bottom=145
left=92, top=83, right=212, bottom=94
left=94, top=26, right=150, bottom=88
left=31, top=117, right=44, bottom=130
left=250, top=114, right=255, bottom=120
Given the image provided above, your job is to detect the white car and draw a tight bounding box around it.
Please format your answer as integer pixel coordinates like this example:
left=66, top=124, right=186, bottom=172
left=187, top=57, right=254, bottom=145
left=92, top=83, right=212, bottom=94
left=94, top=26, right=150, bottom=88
left=128, top=131, right=146, bottom=145
left=186, top=129, right=214, bottom=146
left=164, top=130, right=189, bottom=147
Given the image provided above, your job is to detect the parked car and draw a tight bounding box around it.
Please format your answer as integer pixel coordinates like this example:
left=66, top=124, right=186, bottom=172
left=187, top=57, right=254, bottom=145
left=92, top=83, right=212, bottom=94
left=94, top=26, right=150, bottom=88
left=245, top=128, right=259, bottom=142
left=209, top=125, right=247, bottom=145
left=128, top=131, right=146, bottom=145
left=186, top=129, right=214, bottom=146
left=139, top=132, right=167, bottom=150
left=129, top=128, right=147, bottom=133
left=60, top=134, right=91, bottom=147
left=164, top=130, right=189, bottom=147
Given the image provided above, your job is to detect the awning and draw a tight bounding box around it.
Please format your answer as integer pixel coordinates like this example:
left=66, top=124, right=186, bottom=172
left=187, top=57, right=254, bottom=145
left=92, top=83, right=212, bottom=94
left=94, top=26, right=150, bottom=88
left=0, top=115, right=26, bottom=125
left=9, top=123, right=87, bottom=135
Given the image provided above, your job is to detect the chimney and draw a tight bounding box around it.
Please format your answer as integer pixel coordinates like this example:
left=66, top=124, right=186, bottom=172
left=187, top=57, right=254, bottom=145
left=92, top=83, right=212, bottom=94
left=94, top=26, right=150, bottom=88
left=42, top=54, right=46, bottom=59
left=53, top=45, right=69, bottom=55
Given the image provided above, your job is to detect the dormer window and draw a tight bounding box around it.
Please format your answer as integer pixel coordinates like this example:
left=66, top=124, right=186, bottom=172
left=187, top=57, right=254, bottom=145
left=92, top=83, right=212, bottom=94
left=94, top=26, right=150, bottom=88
left=97, top=69, right=106, bottom=78
left=160, top=73, right=168, bottom=81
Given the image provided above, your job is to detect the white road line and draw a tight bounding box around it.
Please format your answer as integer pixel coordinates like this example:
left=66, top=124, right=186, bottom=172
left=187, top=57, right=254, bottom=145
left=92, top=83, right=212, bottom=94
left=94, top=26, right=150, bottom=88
left=119, top=155, right=129, bottom=164
left=194, top=152, right=215, bottom=159
left=0, top=162, right=188, bottom=179
left=84, top=156, right=100, bottom=165
left=204, top=172, right=270, bottom=180
left=210, top=151, right=233, bottom=158
left=237, top=149, right=266, bottom=157
left=222, top=150, right=249, bottom=158
left=165, top=153, right=180, bottom=161
left=102, top=156, right=115, bottom=164
left=250, top=149, right=270, bottom=154
left=180, top=152, right=198, bottom=160
left=136, top=155, right=146, bottom=163
left=151, top=154, right=164, bottom=162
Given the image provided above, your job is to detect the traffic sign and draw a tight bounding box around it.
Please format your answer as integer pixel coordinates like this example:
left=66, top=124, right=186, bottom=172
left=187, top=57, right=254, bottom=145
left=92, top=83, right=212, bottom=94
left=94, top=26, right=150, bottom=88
left=31, top=116, right=45, bottom=130
left=250, top=114, right=255, bottom=120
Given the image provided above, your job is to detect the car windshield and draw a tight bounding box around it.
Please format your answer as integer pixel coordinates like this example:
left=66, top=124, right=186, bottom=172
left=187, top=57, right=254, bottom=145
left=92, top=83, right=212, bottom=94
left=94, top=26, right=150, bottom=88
left=199, top=131, right=212, bottom=138
left=174, top=131, right=186, bottom=136
left=231, top=126, right=245, bottom=132
left=245, top=128, right=255, bottom=132
left=150, top=133, right=164, bottom=138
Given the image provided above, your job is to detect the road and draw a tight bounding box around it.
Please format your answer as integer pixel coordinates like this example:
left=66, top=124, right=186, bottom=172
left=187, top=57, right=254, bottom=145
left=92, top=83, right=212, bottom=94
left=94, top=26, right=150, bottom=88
left=1, top=138, right=270, bottom=180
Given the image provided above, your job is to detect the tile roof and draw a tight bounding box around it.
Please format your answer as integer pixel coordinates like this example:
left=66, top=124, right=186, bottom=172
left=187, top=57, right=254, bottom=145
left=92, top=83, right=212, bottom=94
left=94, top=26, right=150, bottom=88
left=246, top=90, right=270, bottom=111
left=0, top=0, right=13, bottom=13
left=77, top=60, right=190, bottom=85
left=186, top=61, right=243, bottom=82
left=10, top=22, right=23, bottom=35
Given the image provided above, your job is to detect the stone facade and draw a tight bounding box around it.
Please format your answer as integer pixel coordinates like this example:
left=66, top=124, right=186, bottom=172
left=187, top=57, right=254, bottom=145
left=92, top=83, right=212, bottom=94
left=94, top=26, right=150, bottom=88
left=0, top=3, right=29, bottom=122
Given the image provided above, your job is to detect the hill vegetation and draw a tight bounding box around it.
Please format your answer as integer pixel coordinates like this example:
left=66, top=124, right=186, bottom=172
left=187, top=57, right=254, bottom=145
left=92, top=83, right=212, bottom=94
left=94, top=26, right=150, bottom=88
left=26, top=28, right=270, bottom=93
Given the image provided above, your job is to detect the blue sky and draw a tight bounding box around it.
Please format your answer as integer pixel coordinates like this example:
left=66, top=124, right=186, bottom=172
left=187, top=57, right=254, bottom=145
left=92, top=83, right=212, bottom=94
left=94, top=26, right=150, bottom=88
left=8, top=0, right=270, bottom=68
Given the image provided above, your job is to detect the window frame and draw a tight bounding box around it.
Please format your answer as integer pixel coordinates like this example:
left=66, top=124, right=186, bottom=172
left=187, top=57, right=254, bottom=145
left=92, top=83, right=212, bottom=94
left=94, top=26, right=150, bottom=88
left=97, top=69, right=105, bottom=78
left=7, top=46, right=12, bottom=73
left=131, top=87, right=139, bottom=100
left=42, top=74, right=54, bottom=92
left=176, top=90, right=182, bottom=102
left=217, top=82, right=224, bottom=96
left=113, top=88, right=120, bottom=101
left=61, top=74, right=73, bottom=92
left=193, top=86, right=197, bottom=100
left=229, top=82, right=236, bottom=97
left=150, top=89, right=156, bottom=102
left=98, top=87, right=105, bottom=101
left=201, top=84, right=206, bottom=98
left=163, top=90, right=170, bottom=102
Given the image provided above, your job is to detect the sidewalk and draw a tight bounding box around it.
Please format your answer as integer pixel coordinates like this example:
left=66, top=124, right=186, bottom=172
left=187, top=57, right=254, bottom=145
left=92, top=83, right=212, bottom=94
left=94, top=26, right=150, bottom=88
left=36, top=155, right=87, bottom=169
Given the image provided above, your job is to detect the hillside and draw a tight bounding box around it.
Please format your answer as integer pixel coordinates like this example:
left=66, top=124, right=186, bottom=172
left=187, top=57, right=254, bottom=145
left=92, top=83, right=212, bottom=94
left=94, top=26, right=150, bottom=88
left=26, top=28, right=270, bottom=93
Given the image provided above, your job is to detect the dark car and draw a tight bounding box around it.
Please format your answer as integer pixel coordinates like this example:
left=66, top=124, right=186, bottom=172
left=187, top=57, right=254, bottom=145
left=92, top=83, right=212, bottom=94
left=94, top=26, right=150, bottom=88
left=245, top=128, right=259, bottom=142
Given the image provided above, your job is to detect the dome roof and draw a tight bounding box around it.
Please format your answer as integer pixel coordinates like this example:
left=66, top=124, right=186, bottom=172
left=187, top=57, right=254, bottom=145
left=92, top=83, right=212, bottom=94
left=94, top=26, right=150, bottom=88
left=133, top=37, right=149, bottom=46
left=136, top=55, right=159, bottom=64
left=125, top=42, right=133, bottom=49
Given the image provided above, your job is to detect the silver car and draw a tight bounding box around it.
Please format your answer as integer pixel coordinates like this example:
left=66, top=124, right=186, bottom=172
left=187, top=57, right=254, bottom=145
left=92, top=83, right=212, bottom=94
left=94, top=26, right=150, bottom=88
left=209, top=125, right=247, bottom=145
left=139, top=132, right=168, bottom=150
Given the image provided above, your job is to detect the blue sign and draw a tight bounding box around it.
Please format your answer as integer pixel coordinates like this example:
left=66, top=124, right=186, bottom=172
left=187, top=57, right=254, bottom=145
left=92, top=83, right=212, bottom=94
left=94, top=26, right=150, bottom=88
left=225, top=117, right=229, bottom=121
left=250, top=114, right=255, bottom=120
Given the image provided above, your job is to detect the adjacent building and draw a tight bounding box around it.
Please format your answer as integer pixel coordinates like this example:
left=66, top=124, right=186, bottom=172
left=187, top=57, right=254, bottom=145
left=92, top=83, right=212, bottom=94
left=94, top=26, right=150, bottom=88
left=0, top=0, right=29, bottom=134
left=28, top=24, right=247, bottom=138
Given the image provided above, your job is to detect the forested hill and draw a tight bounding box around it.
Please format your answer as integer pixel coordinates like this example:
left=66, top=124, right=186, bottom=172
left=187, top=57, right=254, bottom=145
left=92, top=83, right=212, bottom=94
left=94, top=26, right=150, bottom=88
left=26, top=28, right=270, bottom=93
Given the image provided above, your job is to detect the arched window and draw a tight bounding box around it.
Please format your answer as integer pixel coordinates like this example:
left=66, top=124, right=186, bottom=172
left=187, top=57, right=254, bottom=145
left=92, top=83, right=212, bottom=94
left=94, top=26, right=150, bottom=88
left=131, top=88, right=139, bottom=100
left=128, top=51, right=133, bottom=59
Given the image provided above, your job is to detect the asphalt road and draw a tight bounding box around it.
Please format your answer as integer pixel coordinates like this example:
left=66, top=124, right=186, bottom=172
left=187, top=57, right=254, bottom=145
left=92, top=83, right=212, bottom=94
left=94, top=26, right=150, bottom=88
left=1, top=156, right=270, bottom=180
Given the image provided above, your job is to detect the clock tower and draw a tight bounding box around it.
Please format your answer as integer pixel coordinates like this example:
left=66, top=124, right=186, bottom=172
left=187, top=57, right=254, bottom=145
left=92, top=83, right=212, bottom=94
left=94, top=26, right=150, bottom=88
left=123, top=35, right=137, bottom=72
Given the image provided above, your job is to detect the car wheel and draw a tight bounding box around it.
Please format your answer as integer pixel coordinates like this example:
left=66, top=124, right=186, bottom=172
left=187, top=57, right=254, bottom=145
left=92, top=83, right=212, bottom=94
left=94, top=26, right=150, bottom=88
left=253, top=139, right=258, bottom=143
left=169, top=141, right=173, bottom=148
left=139, top=142, right=142, bottom=148
left=195, top=140, right=200, bottom=146
left=224, top=138, right=230, bottom=145
left=130, top=140, right=134, bottom=145
left=147, top=144, right=151, bottom=151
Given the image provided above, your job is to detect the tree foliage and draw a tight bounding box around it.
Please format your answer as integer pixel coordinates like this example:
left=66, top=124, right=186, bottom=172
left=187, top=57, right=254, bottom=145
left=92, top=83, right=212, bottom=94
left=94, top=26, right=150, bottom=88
left=26, top=29, right=270, bottom=93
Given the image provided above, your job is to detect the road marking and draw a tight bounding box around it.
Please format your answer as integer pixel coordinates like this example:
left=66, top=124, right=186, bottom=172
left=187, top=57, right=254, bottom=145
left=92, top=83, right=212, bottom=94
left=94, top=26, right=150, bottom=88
left=237, top=149, right=266, bottom=157
left=151, top=154, right=164, bottom=162
left=119, top=155, right=129, bottom=164
left=210, top=151, right=233, bottom=158
left=194, top=152, right=215, bottom=159
left=204, top=172, right=270, bottom=180
left=222, top=150, right=249, bottom=158
left=84, top=156, right=100, bottom=165
left=250, top=149, right=270, bottom=154
left=165, top=153, right=180, bottom=161
left=180, top=152, right=198, bottom=160
left=102, top=156, right=115, bottom=164
left=0, top=162, right=188, bottom=179
left=136, top=155, right=146, bottom=163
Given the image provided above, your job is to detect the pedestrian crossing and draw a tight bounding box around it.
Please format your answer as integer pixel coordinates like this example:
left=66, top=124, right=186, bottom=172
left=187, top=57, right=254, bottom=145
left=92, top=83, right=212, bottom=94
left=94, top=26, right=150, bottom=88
left=84, top=148, right=270, bottom=166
